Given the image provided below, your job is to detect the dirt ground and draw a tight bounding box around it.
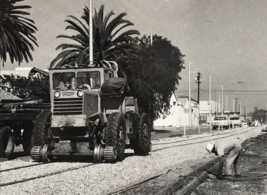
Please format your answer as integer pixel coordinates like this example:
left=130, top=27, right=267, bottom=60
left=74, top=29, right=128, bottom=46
left=192, top=132, right=267, bottom=195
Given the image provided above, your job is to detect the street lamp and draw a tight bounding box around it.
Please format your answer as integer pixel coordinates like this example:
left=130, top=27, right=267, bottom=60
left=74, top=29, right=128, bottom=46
left=188, top=61, right=191, bottom=127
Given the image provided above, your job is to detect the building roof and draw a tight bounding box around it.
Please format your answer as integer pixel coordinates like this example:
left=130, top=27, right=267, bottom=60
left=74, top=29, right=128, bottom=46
left=0, top=89, right=22, bottom=102
left=28, top=67, right=49, bottom=77
left=1, top=67, right=48, bottom=77
left=178, top=96, right=198, bottom=102
left=179, top=98, right=187, bottom=107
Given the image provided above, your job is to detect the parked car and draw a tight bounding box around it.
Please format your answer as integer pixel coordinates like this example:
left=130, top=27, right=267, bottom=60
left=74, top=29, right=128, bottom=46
left=229, top=116, right=242, bottom=128
left=211, top=116, right=229, bottom=130
left=241, top=120, right=248, bottom=127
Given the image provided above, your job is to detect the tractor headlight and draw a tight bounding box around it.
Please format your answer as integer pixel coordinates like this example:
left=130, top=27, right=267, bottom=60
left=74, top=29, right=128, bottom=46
left=77, top=90, right=83, bottom=97
left=54, top=91, right=61, bottom=98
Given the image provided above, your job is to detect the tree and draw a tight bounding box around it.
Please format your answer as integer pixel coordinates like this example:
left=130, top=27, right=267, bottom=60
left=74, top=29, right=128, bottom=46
left=50, top=5, right=185, bottom=121
left=120, top=35, right=185, bottom=120
left=0, top=0, right=38, bottom=65
left=50, top=5, right=140, bottom=68
left=252, top=107, right=259, bottom=121
left=1, top=74, right=49, bottom=100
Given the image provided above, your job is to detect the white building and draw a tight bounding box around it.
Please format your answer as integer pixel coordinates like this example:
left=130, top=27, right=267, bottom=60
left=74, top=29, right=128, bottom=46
left=154, top=94, right=199, bottom=127
left=178, top=96, right=199, bottom=127
left=154, top=93, right=181, bottom=127
left=1, top=67, right=48, bottom=77
left=199, top=101, right=219, bottom=124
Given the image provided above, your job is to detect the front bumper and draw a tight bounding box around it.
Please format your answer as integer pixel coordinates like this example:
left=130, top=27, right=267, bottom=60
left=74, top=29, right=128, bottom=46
left=51, top=115, right=87, bottom=127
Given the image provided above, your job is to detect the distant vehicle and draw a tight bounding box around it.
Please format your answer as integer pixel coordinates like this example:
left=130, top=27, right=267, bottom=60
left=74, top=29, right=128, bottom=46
left=229, top=116, right=242, bottom=128
left=211, top=116, right=229, bottom=130
left=246, top=119, right=252, bottom=127
left=241, top=120, right=248, bottom=127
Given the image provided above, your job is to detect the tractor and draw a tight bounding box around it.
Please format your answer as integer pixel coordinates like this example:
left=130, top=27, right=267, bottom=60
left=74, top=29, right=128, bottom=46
left=30, top=64, right=152, bottom=163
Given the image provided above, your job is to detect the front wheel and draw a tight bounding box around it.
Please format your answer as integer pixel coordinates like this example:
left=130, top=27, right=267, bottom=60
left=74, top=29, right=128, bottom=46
left=31, top=112, right=51, bottom=147
left=133, top=113, right=151, bottom=156
left=104, top=113, right=126, bottom=162
left=0, top=126, right=14, bottom=158
left=31, top=112, right=51, bottom=162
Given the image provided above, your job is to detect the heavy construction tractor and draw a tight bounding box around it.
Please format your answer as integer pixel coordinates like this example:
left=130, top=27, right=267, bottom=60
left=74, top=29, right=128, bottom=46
left=30, top=64, right=152, bottom=163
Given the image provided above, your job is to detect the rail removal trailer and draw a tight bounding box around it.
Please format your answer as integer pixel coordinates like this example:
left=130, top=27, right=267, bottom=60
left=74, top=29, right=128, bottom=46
left=0, top=99, right=50, bottom=158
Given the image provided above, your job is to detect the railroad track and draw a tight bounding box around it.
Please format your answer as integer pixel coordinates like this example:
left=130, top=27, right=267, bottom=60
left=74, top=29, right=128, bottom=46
left=153, top=126, right=247, bottom=146
left=103, top=126, right=261, bottom=195
left=0, top=163, right=96, bottom=188
left=0, top=163, right=43, bottom=173
left=0, top=126, right=261, bottom=193
left=152, top=126, right=256, bottom=152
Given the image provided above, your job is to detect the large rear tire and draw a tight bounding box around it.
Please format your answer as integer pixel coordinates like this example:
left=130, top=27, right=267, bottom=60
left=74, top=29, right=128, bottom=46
left=133, top=113, right=151, bottom=156
left=31, top=112, right=51, bottom=147
left=104, top=113, right=126, bottom=162
left=0, top=126, right=14, bottom=158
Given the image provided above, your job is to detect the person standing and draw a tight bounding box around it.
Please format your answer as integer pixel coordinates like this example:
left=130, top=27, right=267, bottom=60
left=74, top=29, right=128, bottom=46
left=206, top=140, right=242, bottom=179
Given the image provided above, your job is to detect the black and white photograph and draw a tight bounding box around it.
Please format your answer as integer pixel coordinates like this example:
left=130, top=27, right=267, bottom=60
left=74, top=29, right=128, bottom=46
left=0, top=0, right=267, bottom=194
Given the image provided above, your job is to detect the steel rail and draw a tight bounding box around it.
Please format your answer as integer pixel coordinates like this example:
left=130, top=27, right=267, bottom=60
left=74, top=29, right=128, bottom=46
left=0, top=163, right=43, bottom=173
left=152, top=126, right=249, bottom=146
left=170, top=133, right=267, bottom=195
left=0, top=127, right=260, bottom=191
left=152, top=127, right=257, bottom=152
left=104, top=127, right=260, bottom=195
left=0, top=163, right=96, bottom=188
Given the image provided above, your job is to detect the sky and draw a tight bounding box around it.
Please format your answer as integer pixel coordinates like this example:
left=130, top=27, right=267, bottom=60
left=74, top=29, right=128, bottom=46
left=2, top=0, right=267, bottom=112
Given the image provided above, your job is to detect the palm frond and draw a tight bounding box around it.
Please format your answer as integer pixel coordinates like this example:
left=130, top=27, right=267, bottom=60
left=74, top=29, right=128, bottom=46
left=57, top=35, right=87, bottom=46
left=51, top=4, right=139, bottom=68
left=0, top=0, right=38, bottom=64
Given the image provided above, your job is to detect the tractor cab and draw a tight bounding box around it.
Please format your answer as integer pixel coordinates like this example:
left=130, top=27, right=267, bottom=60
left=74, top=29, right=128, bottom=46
left=48, top=66, right=117, bottom=127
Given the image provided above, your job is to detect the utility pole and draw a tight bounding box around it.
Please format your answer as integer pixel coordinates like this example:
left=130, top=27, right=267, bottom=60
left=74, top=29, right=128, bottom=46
left=233, top=99, right=235, bottom=112
left=221, top=85, right=223, bottom=115
left=218, top=91, right=220, bottom=114
left=234, top=98, right=238, bottom=113
left=216, top=91, right=218, bottom=115
left=89, top=0, right=93, bottom=65
left=188, top=61, right=191, bottom=127
left=226, top=95, right=228, bottom=111
left=239, top=102, right=242, bottom=116
left=209, top=75, right=211, bottom=133
left=196, top=72, right=201, bottom=104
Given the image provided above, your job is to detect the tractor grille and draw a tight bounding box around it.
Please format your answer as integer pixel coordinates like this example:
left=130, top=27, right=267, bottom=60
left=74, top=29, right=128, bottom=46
left=53, top=98, right=83, bottom=115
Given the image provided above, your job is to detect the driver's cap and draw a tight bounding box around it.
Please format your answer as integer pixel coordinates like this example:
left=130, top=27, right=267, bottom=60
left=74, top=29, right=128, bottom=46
left=206, top=141, right=215, bottom=153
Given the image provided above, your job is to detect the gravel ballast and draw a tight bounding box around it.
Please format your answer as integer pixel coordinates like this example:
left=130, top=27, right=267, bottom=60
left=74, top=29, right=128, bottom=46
left=0, top=126, right=263, bottom=195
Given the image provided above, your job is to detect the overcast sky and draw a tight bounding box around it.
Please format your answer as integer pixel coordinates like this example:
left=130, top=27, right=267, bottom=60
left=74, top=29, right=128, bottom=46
left=2, top=0, right=267, bottom=112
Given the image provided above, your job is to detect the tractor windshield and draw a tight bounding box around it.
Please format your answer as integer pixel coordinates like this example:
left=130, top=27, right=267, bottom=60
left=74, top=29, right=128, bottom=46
left=77, top=71, right=101, bottom=89
left=53, top=72, right=75, bottom=90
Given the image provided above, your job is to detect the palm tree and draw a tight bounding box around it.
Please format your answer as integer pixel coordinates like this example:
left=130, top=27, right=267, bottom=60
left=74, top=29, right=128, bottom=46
left=50, top=5, right=140, bottom=69
left=0, top=0, right=38, bottom=65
